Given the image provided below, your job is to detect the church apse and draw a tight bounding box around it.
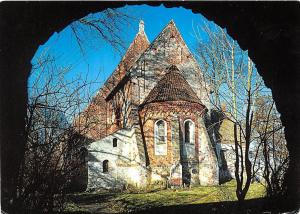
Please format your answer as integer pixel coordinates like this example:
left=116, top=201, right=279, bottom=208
left=78, top=20, right=219, bottom=190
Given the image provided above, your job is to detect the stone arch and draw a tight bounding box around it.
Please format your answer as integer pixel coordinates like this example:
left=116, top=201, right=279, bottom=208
left=1, top=2, right=299, bottom=210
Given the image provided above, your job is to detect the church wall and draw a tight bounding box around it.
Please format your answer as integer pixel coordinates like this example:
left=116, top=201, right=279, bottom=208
left=198, top=117, right=219, bottom=185
left=77, top=21, right=211, bottom=142
left=81, top=21, right=220, bottom=190
left=139, top=101, right=216, bottom=186
left=142, top=113, right=175, bottom=167
left=220, top=143, right=257, bottom=182
left=86, top=128, right=147, bottom=190
left=127, top=22, right=210, bottom=109
left=220, top=143, right=236, bottom=179
left=73, top=93, right=107, bottom=140
left=105, top=79, right=140, bottom=136
left=74, top=23, right=149, bottom=141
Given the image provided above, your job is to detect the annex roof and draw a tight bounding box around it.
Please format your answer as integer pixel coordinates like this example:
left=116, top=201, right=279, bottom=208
left=141, top=65, right=203, bottom=106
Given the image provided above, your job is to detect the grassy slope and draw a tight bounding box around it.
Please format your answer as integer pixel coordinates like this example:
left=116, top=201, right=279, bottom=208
left=65, top=181, right=266, bottom=213
left=116, top=181, right=265, bottom=212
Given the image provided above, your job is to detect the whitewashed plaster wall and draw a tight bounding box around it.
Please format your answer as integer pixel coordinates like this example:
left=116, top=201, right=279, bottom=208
left=198, top=117, right=219, bottom=186
left=87, top=128, right=147, bottom=190
left=220, top=143, right=262, bottom=181
left=220, top=143, right=236, bottom=179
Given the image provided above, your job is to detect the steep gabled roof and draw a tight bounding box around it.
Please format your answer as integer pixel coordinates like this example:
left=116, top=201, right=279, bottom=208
left=98, top=20, right=150, bottom=98
left=106, top=20, right=193, bottom=101
left=141, top=65, right=203, bottom=106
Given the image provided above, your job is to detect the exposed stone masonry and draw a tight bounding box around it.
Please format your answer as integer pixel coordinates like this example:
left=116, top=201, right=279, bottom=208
left=77, top=20, right=219, bottom=190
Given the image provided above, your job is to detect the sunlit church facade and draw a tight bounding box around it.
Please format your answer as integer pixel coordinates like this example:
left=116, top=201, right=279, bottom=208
left=76, top=20, right=226, bottom=190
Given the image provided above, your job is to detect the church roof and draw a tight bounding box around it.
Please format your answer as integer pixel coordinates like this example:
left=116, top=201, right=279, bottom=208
left=98, top=20, right=150, bottom=98
left=141, top=65, right=203, bottom=106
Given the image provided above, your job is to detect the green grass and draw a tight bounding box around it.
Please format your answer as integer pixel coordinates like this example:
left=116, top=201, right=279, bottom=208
left=115, top=181, right=265, bottom=212
left=65, top=181, right=266, bottom=213
left=64, top=202, right=90, bottom=213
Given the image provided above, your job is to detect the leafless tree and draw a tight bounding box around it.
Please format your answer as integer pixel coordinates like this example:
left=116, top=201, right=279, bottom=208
left=16, top=53, right=100, bottom=212
left=70, top=8, right=134, bottom=55
left=193, top=21, right=287, bottom=203
left=14, top=9, right=133, bottom=212
left=252, top=96, right=288, bottom=199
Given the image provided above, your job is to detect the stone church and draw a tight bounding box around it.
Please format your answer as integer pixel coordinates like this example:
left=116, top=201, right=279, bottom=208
left=76, top=20, right=221, bottom=190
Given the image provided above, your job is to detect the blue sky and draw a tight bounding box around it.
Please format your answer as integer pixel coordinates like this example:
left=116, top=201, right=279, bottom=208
left=29, top=4, right=275, bottom=121
left=30, top=5, right=213, bottom=94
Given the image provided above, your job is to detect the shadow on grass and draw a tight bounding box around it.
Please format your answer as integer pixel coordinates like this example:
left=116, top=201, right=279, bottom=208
left=67, top=192, right=118, bottom=205
left=61, top=197, right=298, bottom=214
left=131, top=198, right=298, bottom=214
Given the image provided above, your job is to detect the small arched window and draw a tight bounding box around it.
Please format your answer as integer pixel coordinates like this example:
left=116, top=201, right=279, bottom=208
left=103, top=160, right=109, bottom=173
left=113, top=138, right=118, bottom=147
left=184, top=120, right=195, bottom=144
left=154, top=120, right=167, bottom=155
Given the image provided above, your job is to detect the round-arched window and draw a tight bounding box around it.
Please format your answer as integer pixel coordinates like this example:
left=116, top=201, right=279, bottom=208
left=154, top=120, right=167, bottom=155
left=113, top=138, right=118, bottom=147
left=103, top=160, right=109, bottom=173
left=184, top=120, right=195, bottom=144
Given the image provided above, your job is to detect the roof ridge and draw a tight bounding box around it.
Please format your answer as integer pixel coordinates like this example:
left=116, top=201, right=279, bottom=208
left=166, top=64, right=180, bottom=73
left=104, top=20, right=180, bottom=99
left=104, top=20, right=200, bottom=101
left=104, top=18, right=200, bottom=95
left=99, top=21, right=150, bottom=94
left=126, top=19, right=189, bottom=76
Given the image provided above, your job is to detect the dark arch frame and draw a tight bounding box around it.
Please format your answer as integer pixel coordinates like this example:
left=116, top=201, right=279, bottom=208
left=1, top=1, right=299, bottom=211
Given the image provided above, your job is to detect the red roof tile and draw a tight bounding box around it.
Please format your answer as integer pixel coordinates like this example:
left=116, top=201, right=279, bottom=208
left=142, top=65, right=203, bottom=106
